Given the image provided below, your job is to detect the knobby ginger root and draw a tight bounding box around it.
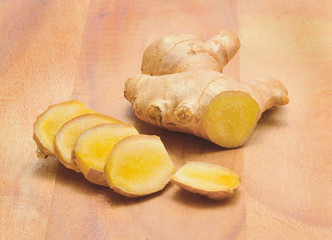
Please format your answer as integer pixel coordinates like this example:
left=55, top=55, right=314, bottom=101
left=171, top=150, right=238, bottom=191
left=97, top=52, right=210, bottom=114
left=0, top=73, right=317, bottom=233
left=141, top=30, right=240, bottom=75
left=125, top=30, right=289, bottom=148
left=104, top=135, right=175, bottom=197
left=33, top=100, right=95, bottom=156
left=171, top=161, right=240, bottom=200
left=54, top=114, right=122, bottom=172
left=75, top=124, right=139, bottom=186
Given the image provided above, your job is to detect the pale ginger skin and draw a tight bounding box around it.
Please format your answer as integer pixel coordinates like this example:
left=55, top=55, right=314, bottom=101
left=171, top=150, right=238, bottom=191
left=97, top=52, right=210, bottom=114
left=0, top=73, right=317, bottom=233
left=141, top=30, right=240, bottom=75
left=125, top=30, right=289, bottom=148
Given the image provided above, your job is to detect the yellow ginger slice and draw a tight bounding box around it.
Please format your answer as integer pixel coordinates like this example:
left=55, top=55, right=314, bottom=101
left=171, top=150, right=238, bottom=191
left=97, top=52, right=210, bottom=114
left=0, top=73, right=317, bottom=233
left=104, top=135, right=175, bottom=197
left=171, top=161, right=240, bottom=200
left=54, top=114, right=122, bottom=172
left=75, top=124, right=139, bottom=186
left=33, top=100, right=95, bottom=156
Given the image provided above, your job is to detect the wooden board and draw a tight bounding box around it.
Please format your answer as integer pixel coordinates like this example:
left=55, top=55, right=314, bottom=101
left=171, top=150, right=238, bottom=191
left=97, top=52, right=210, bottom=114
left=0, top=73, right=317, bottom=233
left=0, top=0, right=331, bottom=239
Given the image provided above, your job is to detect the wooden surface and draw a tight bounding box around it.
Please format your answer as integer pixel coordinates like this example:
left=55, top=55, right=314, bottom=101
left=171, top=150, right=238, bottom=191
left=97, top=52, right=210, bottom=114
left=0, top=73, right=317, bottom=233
left=0, top=0, right=331, bottom=239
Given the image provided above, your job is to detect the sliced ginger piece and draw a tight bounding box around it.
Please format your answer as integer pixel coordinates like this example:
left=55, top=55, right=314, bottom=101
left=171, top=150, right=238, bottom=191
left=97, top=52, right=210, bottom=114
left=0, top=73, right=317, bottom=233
left=204, top=91, right=260, bottom=148
left=104, top=135, right=175, bottom=197
left=75, top=124, right=139, bottom=186
left=54, top=114, right=122, bottom=172
left=33, top=100, right=95, bottom=156
left=171, top=161, right=240, bottom=200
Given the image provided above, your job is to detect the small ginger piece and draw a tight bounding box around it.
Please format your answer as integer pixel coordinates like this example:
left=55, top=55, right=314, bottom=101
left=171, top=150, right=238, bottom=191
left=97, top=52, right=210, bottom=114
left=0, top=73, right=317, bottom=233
left=75, top=124, right=139, bottom=186
left=33, top=100, right=95, bottom=157
left=54, top=114, right=122, bottom=172
left=171, top=161, right=240, bottom=200
left=125, top=30, right=289, bottom=148
left=104, top=135, right=175, bottom=197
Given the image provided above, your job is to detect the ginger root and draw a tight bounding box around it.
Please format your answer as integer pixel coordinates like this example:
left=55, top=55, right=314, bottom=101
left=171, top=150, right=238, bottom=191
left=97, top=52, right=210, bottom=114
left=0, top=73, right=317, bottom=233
left=104, top=135, right=175, bottom=197
left=171, top=161, right=240, bottom=200
left=54, top=113, right=122, bottom=172
left=125, top=30, right=289, bottom=148
left=33, top=100, right=95, bottom=156
left=75, top=124, right=139, bottom=186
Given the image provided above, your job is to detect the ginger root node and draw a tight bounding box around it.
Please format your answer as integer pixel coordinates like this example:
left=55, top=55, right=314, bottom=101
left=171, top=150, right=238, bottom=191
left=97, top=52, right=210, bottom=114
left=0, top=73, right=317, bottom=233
left=174, top=106, right=193, bottom=124
left=147, top=105, right=162, bottom=126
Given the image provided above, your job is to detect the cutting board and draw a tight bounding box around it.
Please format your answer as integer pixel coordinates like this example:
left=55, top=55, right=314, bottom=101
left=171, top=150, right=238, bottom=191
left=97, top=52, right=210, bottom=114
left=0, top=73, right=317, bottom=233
left=1, top=0, right=331, bottom=239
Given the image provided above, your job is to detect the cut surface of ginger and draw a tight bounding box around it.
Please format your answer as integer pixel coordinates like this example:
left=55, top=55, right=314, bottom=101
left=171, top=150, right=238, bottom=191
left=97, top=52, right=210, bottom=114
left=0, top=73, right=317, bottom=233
left=204, top=91, right=260, bottom=148
left=55, top=114, right=122, bottom=172
left=75, top=124, right=139, bottom=186
left=171, top=161, right=240, bottom=200
left=33, top=100, right=95, bottom=156
left=104, top=135, right=175, bottom=197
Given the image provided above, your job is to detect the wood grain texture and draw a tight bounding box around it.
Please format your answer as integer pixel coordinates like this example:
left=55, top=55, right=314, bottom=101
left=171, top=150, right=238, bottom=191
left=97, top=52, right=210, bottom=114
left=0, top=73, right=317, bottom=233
left=0, top=0, right=331, bottom=239
left=239, top=0, right=332, bottom=239
left=0, top=0, right=90, bottom=239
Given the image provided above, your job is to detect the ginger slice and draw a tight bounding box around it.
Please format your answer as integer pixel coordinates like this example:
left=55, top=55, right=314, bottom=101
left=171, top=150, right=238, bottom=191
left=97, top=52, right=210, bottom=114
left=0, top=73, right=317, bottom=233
left=54, top=114, right=122, bottom=172
left=171, top=161, right=240, bottom=200
left=75, top=124, right=139, bottom=186
left=104, top=135, right=175, bottom=197
left=33, top=100, right=95, bottom=156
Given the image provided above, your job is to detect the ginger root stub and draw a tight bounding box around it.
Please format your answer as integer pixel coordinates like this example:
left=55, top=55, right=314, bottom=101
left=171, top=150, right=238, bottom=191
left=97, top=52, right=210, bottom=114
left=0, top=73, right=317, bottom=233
left=125, top=30, right=289, bottom=148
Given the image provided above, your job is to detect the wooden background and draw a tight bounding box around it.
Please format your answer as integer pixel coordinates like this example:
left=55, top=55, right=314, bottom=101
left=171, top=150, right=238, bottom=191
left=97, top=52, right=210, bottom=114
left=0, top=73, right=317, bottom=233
left=1, top=0, right=331, bottom=239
